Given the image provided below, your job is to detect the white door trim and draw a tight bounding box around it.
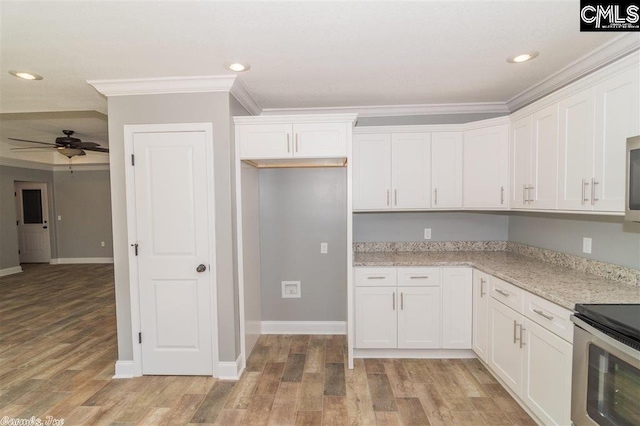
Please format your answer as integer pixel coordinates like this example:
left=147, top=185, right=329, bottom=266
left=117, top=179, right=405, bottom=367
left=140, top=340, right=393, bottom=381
left=123, top=122, right=218, bottom=377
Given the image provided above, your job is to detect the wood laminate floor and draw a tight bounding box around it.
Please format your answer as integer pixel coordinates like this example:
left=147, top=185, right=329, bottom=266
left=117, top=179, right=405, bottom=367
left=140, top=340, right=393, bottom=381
left=0, top=264, right=536, bottom=425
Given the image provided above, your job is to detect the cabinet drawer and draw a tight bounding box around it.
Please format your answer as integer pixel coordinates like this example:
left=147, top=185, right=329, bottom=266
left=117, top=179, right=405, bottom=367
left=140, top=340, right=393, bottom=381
left=397, top=267, right=441, bottom=286
left=354, top=268, right=397, bottom=287
left=523, top=292, right=573, bottom=343
left=490, top=278, right=524, bottom=314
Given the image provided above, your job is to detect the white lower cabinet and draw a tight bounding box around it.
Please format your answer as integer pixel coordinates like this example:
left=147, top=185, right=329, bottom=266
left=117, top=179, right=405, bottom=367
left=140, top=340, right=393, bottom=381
left=488, top=297, right=525, bottom=396
left=522, top=318, right=572, bottom=426
left=472, top=270, right=490, bottom=362
left=441, top=268, right=472, bottom=349
left=398, top=286, right=440, bottom=348
left=355, top=287, right=397, bottom=348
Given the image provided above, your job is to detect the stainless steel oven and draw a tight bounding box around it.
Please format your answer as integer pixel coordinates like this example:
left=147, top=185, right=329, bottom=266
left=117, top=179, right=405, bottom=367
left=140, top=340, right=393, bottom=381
left=626, top=136, right=640, bottom=222
left=572, top=305, right=640, bottom=426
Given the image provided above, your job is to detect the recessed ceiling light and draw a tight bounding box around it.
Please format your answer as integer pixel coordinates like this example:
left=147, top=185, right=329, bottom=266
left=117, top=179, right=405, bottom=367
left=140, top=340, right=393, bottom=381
left=9, top=70, right=43, bottom=80
left=224, top=62, right=250, bottom=72
left=507, top=52, right=539, bottom=64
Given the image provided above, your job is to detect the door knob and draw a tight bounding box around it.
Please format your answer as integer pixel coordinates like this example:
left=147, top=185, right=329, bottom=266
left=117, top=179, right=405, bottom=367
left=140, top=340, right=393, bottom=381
left=196, top=264, right=207, bottom=273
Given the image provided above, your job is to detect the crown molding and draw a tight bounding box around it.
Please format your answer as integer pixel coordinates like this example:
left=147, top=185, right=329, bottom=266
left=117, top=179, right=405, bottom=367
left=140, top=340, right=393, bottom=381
left=260, top=102, right=509, bottom=118
left=507, top=33, right=640, bottom=112
left=88, top=75, right=239, bottom=97
left=229, top=78, right=262, bottom=116
left=353, top=116, right=510, bottom=134
left=0, top=156, right=110, bottom=172
left=234, top=113, right=358, bottom=125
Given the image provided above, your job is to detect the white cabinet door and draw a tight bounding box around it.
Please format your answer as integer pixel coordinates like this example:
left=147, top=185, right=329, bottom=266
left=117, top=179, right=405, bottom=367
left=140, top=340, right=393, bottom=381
left=441, top=268, right=472, bottom=349
left=558, top=88, right=596, bottom=210
left=397, top=286, right=440, bottom=349
left=488, top=298, right=524, bottom=397
left=472, top=270, right=490, bottom=362
left=593, top=67, right=640, bottom=212
left=510, top=116, right=533, bottom=209
left=432, top=132, right=463, bottom=209
left=292, top=122, right=347, bottom=158
left=353, top=134, right=392, bottom=210
left=463, top=124, right=509, bottom=209
left=522, top=319, right=572, bottom=426
left=239, top=124, right=293, bottom=159
left=391, top=133, right=431, bottom=209
left=532, top=104, right=559, bottom=210
left=355, top=287, right=397, bottom=348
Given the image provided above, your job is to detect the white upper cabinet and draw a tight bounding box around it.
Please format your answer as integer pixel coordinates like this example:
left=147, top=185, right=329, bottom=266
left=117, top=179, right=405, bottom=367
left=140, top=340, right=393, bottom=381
left=464, top=124, right=509, bottom=209
left=432, top=132, right=463, bottom=209
left=292, top=122, right=348, bottom=158
left=510, top=104, right=559, bottom=210
left=239, top=123, right=293, bottom=159
left=353, top=134, right=392, bottom=210
left=593, top=68, right=640, bottom=212
left=391, top=133, right=431, bottom=209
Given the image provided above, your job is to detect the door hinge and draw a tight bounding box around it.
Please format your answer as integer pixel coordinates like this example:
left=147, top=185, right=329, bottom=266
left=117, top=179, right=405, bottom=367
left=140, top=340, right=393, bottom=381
left=14, top=192, right=17, bottom=197
left=131, top=154, right=135, bottom=166
left=18, top=250, right=20, bottom=254
left=131, top=243, right=138, bottom=256
left=16, top=221, right=19, bottom=226
left=138, top=332, right=142, bottom=344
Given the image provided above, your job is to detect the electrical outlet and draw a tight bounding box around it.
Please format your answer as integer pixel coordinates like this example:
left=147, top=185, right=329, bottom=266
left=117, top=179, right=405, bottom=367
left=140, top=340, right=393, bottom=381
left=57, top=215, right=62, bottom=221
left=424, top=228, right=432, bottom=240
left=320, top=242, right=328, bottom=254
left=282, top=281, right=301, bottom=298
left=583, top=237, right=592, bottom=254
left=101, top=241, right=105, bottom=247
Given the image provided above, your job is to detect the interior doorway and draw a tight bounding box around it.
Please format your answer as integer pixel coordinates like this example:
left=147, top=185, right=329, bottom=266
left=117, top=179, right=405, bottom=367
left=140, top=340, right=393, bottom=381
left=15, top=181, right=52, bottom=263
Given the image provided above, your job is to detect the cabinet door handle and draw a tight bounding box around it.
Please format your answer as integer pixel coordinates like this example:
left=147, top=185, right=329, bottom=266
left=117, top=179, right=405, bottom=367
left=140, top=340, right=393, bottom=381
left=528, top=185, right=534, bottom=204
left=287, top=134, right=290, bottom=153
left=523, top=184, right=527, bottom=204
left=581, top=179, right=590, bottom=204
left=500, top=186, right=505, bottom=205
left=386, top=189, right=390, bottom=207
left=367, top=276, right=386, bottom=280
left=394, top=189, right=398, bottom=206
left=591, top=178, right=599, bottom=205
left=513, top=320, right=518, bottom=343
left=480, top=278, right=486, bottom=297
left=518, top=324, right=526, bottom=349
left=434, top=188, right=438, bottom=206
left=401, top=292, right=404, bottom=310
left=409, top=276, right=430, bottom=279
left=495, top=288, right=510, bottom=297
left=533, top=309, right=554, bottom=321
left=392, top=292, right=396, bottom=310
left=295, top=133, right=299, bottom=152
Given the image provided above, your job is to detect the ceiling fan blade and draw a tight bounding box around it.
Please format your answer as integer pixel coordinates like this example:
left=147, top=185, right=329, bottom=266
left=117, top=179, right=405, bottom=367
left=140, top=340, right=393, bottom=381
left=7, top=138, right=57, bottom=146
left=10, top=146, right=55, bottom=150
left=83, top=147, right=109, bottom=153
left=75, top=142, right=100, bottom=148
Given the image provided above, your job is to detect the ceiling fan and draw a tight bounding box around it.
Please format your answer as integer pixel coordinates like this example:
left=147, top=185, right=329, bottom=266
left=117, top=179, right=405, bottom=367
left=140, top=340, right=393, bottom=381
left=8, top=130, right=109, bottom=158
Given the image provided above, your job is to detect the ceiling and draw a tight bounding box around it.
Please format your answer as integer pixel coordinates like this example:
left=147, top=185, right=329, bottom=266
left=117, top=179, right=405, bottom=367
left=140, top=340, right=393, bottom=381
left=0, top=1, right=626, bottom=161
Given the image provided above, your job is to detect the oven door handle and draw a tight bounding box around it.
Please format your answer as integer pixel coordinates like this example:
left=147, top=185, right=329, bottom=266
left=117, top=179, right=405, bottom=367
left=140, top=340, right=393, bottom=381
left=571, top=315, right=640, bottom=360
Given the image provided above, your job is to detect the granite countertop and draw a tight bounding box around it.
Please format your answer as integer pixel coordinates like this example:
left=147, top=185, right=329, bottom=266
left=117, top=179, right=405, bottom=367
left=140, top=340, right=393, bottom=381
left=354, top=251, right=640, bottom=311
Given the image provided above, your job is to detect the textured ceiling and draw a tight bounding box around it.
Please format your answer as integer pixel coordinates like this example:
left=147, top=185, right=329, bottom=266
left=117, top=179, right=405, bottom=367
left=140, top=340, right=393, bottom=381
left=1, top=0, right=619, bottom=116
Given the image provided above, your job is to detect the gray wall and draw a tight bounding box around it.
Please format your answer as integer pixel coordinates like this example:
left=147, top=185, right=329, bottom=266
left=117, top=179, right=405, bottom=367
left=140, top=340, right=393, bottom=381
left=53, top=170, right=113, bottom=259
left=356, top=112, right=508, bottom=127
left=354, top=212, right=509, bottom=242
left=259, top=168, right=347, bottom=321
left=0, top=165, right=56, bottom=269
left=108, top=92, right=240, bottom=362
left=509, top=213, right=640, bottom=269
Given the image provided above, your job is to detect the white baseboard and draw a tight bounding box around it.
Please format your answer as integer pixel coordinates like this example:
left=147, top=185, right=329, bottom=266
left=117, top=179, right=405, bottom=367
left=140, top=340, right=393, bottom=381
left=261, top=321, right=346, bottom=335
left=50, top=257, right=114, bottom=264
left=218, top=355, right=244, bottom=380
left=353, top=348, right=476, bottom=359
left=0, top=266, right=23, bottom=277
left=113, top=360, right=136, bottom=379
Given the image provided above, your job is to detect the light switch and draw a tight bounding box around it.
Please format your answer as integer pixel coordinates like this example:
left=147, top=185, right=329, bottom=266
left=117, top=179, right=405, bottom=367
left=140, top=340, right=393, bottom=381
left=321, top=242, right=328, bottom=254
left=57, top=215, right=62, bottom=221
left=101, top=241, right=105, bottom=247
left=583, top=237, right=592, bottom=254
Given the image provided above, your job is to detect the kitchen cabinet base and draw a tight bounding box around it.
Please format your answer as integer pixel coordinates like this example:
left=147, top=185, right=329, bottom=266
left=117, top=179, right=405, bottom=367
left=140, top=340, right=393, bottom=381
left=353, top=348, right=475, bottom=359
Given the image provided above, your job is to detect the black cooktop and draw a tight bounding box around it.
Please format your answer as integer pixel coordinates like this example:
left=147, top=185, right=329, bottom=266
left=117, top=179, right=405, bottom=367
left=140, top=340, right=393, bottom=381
left=575, top=304, right=640, bottom=346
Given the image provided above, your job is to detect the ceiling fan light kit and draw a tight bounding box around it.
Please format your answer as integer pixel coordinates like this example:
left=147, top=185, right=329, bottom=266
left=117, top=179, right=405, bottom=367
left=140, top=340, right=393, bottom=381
left=8, top=129, right=109, bottom=159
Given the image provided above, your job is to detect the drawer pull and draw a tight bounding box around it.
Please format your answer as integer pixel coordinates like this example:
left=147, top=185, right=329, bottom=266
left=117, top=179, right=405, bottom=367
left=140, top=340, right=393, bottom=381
left=367, top=276, right=386, bottom=280
left=533, top=309, right=554, bottom=321
left=495, top=289, right=510, bottom=297
left=409, top=276, right=430, bottom=279
left=392, top=292, right=396, bottom=310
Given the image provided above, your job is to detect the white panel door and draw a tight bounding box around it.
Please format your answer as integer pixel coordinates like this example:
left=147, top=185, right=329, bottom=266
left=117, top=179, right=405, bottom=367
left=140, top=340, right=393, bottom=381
left=355, top=287, right=397, bottom=348
left=510, top=116, right=533, bottom=209
left=239, top=124, right=293, bottom=159
left=353, top=134, right=392, bottom=210
left=463, top=125, right=509, bottom=209
left=441, top=268, right=472, bottom=349
left=398, top=286, right=440, bottom=349
left=391, top=133, right=431, bottom=209
left=431, top=132, right=463, bottom=209
left=593, top=67, right=640, bottom=212
left=134, top=130, right=214, bottom=375
left=292, top=122, right=347, bottom=158
left=472, top=270, right=490, bottom=362
left=15, top=182, right=51, bottom=263
left=532, top=104, right=559, bottom=210
left=488, top=298, right=524, bottom=397
left=558, top=88, right=596, bottom=210
left=522, top=319, right=572, bottom=426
